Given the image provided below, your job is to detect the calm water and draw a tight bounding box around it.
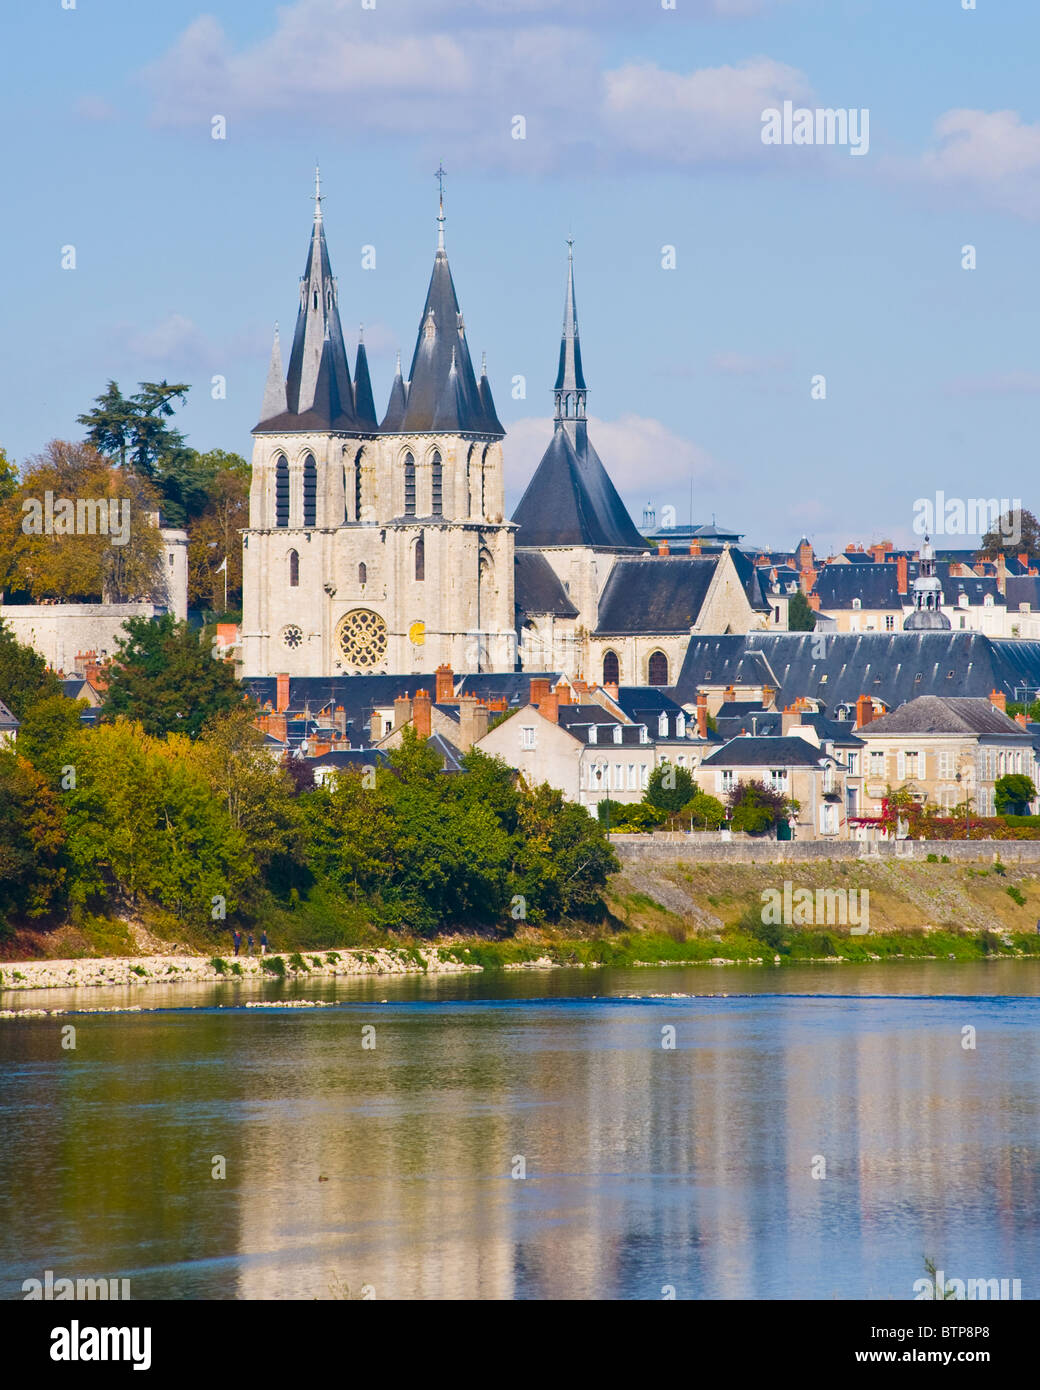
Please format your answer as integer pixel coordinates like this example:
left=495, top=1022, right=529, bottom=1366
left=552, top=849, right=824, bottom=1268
left=1, top=961, right=1038, bottom=1300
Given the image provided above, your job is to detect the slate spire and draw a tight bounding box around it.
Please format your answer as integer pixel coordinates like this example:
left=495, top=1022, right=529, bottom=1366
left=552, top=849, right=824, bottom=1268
left=554, top=237, right=587, bottom=448
left=354, top=325, right=379, bottom=430
left=260, top=323, right=287, bottom=422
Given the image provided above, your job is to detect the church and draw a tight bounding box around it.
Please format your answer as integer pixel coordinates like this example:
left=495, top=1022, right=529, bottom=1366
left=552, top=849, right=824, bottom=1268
left=240, top=179, right=767, bottom=685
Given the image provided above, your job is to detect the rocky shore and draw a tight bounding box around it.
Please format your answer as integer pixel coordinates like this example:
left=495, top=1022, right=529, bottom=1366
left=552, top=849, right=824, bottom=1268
left=0, top=948, right=481, bottom=994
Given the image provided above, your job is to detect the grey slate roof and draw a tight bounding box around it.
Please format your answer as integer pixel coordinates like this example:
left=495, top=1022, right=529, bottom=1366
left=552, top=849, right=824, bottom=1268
left=861, top=696, right=1030, bottom=737
left=1007, top=576, right=1040, bottom=611
left=674, top=632, right=1040, bottom=715
left=514, top=551, right=579, bottom=619
left=0, top=698, right=19, bottom=730
left=595, top=555, right=715, bottom=635
left=699, top=735, right=833, bottom=768
left=512, top=425, right=647, bottom=550
left=387, top=243, right=502, bottom=436
left=813, top=563, right=903, bottom=610
left=453, top=672, right=563, bottom=705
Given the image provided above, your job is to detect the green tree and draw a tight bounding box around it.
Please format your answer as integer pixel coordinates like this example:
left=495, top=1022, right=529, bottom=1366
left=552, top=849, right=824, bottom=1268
left=13, top=694, right=86, bottom=784
left=728, top=779, right=792, bottom=835
left=0, top=446, right=18, bottom=501
left=103, top=613, right=244, bottom=739
left=77, top=380, right=196, bottom=525
left=788, top=589, right=817, bottom=631
left=683, top=790, right=726, bottom=829
left=981, top=508, right=1040, bottom=557
left=0, top=620, right=61, bottom=719
left=646, top=762, right=695, bottom=814
left=511, top=784, right=618, bottom=922
left=995, top=773, right=1036, bottom=816
left=0, top=753, right=67, bottom=933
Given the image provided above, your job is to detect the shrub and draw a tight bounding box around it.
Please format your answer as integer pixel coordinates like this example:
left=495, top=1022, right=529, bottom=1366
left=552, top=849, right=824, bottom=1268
left=1007, top=885, right=1026, bottom=907
left=262, top=955, right=286, bottom=975
left=210, top=956, right=227, bottom=974
left=287, top=951, right=308, bottom=971
left=230, top=961, right=243, bottom=976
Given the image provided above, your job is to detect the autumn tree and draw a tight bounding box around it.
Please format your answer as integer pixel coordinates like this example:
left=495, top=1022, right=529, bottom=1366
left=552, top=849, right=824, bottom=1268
left=186, top=458, right=249, bottom=611
left=103, top=613, right=244, bottom=739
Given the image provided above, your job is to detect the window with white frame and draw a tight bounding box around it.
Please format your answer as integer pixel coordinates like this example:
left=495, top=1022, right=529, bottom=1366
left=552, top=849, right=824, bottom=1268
left=870, top=750, right=885, bottom=776
left=719, top=770, right=735, bottom=793
left=613, top=764, right=623, bottom=790
left=769, top=768, right=788, bottom=791
left=846, top=752, right=858, bottom=775
left=640, top=764, right=649, bottom=789
left=627, top=763, right=637, bottom=790
left=521, top=726, right=535, bottom=749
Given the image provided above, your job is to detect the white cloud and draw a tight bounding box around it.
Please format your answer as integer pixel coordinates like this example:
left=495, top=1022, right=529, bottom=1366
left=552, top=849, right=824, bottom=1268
left=914, top=108, right=1040, bottom=219
left=75, top=94, right=117, bottom=122
left=710, top=349, right=792, bottom=374
left=124, top=314, right=216, bottom=368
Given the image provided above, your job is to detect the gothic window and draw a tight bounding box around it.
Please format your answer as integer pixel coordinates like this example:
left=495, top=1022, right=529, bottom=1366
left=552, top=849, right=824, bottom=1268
left=275, top=456, right=289, bottom=528
left=282, top=625, right=303, bottom=650
left=354, top=448, right=363, bottom=522
left=303, top=454, right=317, bottom=528
left=288, top=549, right=299, bottom=587
left=415, top=533, right=425, bottom=581
left=336, top=609, right=388, bottom=670
left=358, top=562, right=367, bottom=586
left=404, top=452, right=416, bottom=516
left=431, top=450, right=443, bottom=516
left=603, top=651, right=620, bottom=685
left=648, top=651, right=669, bottom=685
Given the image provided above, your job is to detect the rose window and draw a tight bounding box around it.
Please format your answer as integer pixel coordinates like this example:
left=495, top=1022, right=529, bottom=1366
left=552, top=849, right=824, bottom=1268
left=336, top=609, right=388, bottom=668
left=282, top=625, right=303, bottom=650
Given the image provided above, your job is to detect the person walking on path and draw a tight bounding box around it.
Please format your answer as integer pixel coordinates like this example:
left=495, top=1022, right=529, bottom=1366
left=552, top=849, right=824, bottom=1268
left=260, top=931, right=268, bottom=956
left=247, top=933, right=254, bottom=957
left=232, top=930, right=242, bottom=957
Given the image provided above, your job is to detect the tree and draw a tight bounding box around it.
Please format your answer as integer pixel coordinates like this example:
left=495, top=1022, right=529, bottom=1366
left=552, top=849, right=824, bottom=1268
left=0, top=753, right=67, bottom=932
left=728, top=779, right=792, bottom=835
left=511, top=784, right=618, bottom=922
left=995, top=773, right=1036, bottom=816
left=981, top=508, right=1040, bottom=557
left=0, top=447, right=18, bottom=502
left=683, top=790, right=726, bottom=829
left=788, top=589, right=817, bottom=631
left=646, top=762, right=695, bottom=814
left=0, top=620, right=61, bottom=719
left=77, top=380, right=195, bottom=525
left=14, top=694, right=86, bottom=785
left=186, top=462, right=249, bottom=610
left=0, top=440, right=164, bottom=604
left=102, top=613, right=244, bottom=739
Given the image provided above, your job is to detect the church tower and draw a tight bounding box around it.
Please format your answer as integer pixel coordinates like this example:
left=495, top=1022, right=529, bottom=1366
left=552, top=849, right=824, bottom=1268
left=240, top=172, right=515, bottom=677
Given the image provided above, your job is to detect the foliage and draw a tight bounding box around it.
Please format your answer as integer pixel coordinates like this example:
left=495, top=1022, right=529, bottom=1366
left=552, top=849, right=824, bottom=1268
left=13, top=693, right=87, bottom=784
left=787, top=589, right=817, bottom=631
left=980, top=508, right=1040, bottom=557
left=683, top=791, right=727, bottom=830
left=0, top=447, right=18, bottom=501
left=727, top=779, right=792, bottom=835
left=0, top=620, right=62, bottom=719
left=186, top=458, right=249, bottom=607
left=994, top=773, right=1036, bottom=816
left=0, top=441, right=164, bottom=604
left=646, top=762, right=695, bottom=814
left=102, top=613, right=243, bottom=739
left=0, top=753, right=67, bottom=930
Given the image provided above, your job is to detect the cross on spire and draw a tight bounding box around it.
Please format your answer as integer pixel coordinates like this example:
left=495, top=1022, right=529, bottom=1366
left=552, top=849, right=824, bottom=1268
left=314, top=164, right=323, bottom=221
left=435, top=162, right=447, bottom=250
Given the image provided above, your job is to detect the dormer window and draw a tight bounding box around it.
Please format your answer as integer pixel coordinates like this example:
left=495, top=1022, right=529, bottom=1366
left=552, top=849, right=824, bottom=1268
left=639, top=726, right=649, bottom=744
left=613, top=725, right=622, bottom=744
left=658, top=713, right=669, bottom=738
left=588, top=725, right=597, bottom=744
left=676, top=713, right=686, bottom=738
left=852, top=598, right=861, bottom=610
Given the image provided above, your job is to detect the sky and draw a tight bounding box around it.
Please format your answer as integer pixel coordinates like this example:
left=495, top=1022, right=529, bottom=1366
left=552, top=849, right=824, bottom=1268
left=3, top=0, right=1040, bottom=553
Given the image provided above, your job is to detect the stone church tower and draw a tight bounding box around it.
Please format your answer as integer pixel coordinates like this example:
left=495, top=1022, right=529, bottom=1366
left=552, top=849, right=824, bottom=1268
left=241, top=177, right=515, bottom=677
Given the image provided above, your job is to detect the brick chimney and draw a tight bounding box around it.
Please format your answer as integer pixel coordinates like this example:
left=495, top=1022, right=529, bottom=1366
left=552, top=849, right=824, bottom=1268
left=457, top=693, right=489, bottom=749
left=413, top=689, right=432, bottom=739
left=762, top=684, right=776, bottom=709
left=393, top=694, right=413, bottom=730
left=556, top=683, right=572, bottom=705
left=896, top=555, right=908, bottom=596
left=572, top=678, right=589, bottom=697
left=604, top=681, right=619, bottom=701
left=539, top=691, right=559, bottom=723
left=808, top=592, right=821, bottom=611
left=990, top=688, right=1007, bottom=713
left=276, top=672, right=290, bottom=713
left=855, top=694, right=873, bottom=729
left=658, top=539, right=670, bottom=557
left=689, top=539, right=701, bottom=556
left=1019, top=552, right=1029, bottom=568
left=724, top=684, right=736, bottom=703
left=369, top=709, right=384, bottom=743
left=781, top=703, right=799, bottom=736
left=696, top=692, right=708, bottom=741
left=995, top=552, right=1007, bottom=596
left=1015, top=712, right=1029, bottom=728
left=334, top=704, right=346, bottom=735
left=435, top=663, right=454, bottom=704
left=486, top=697, right=509, bottom=712
left=528, top=677, right=551, bottom=707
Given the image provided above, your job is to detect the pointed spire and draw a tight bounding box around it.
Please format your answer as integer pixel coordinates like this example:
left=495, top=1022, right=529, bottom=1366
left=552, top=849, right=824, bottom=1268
left=259, top=323, right=287, bottom=424
left=433, top=345, right=467, bottom=432
left=354, top=325, right=378, bottom=431
left=478, top=350, right=504, bottom=435
left=554, top=237, right=587, bottom=440
left=380, top=350, right=409, bottom=432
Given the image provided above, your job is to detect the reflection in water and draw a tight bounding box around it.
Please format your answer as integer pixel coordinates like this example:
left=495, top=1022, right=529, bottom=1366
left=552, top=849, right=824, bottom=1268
left=1, top=965, right=1038, bottom=1300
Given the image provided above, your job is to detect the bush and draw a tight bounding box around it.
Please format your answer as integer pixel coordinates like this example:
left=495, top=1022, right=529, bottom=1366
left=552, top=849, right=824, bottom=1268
left=210, top=956, right=227, bottom=974
left=262, top=955, right=286, bottom=975
left=1007, top=885, right=1027, bottom=907
left=646, top=764, right=695, bottom=815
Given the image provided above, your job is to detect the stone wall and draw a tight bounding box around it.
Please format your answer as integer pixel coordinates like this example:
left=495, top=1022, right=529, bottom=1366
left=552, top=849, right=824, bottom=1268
left=0, top=604, right=158, bottom=673
left=610, top=834, right=1040, bottom=864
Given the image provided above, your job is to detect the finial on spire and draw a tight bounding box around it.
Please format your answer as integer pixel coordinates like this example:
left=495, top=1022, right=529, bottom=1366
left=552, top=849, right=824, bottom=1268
left=481, top=350, right=487, bottom=376
left=395, top=349, right=402, bottom=374
left=435, top=161, right=447, bottom=251
left=314, top=164, right=323, bottom=221
left=358, top=323, right=364, bottom=343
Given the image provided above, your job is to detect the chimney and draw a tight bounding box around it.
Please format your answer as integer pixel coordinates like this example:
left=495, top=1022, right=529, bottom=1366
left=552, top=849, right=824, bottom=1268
left=995, top=552, right=1007, bottom=596
left=556, top=683, right=572, bottom=705
left=990, top=688, right=1007, bottom=713
left=782, top=704, right=799, bottom=736
left=689, top=539, right=701, bottom=556
left=808, top=592, right=821, bottom=611
left=457, top=693, right=489, bottom=749
left=486, top=697, right=508, bottom=712
left=897, top=555, right=908, bottom=596
left=1015, top=712, right=1029, bottom=728
left=658, top=539, right=670, bottom=557
left=435, top=663, right=454, bottom=704
left=413, top=689, right=432, bottom=739
left=855, top=694, right=873, bottom=730
left=1019, top=551, right=1029, bottom=569
left=393, top=694, right=413, bottom=730
left=276, top=672, right=290, bottom=713
left=539, top=691, right=559, bottom=723
left=528, top=677, right=551, bottom=707
left=334, top=704, right=346, bottom=736
left=724, top=684, right=736, bottom=704
left=696, top=692, right=708, bottom=741
left=762, top=685, right=776, bottom=709
left=572, top=678, right=589, bottom=697
left=604, top=681, right=619, bottom=702
left=369, top=709, right=384, bottom=743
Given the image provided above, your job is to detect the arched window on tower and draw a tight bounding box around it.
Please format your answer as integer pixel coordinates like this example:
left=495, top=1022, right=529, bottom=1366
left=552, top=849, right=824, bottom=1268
left=275, top=456, right=289, bottom=528
left=358, top=562, right=367, bottom=586
left=415, top=533, right=425, bottom=581
left=354, top=448, right=363, bottom=523
left=648, top=651, right=668, bottom=686
left=431, top=450, right=443, bottom=517
left=603, top=651, right=620, bottom=686
left=288, top=549, right=299, bottom=587
left=303, top=454, right=317, bottom=528
left=404, top=452, right=416, bottom=516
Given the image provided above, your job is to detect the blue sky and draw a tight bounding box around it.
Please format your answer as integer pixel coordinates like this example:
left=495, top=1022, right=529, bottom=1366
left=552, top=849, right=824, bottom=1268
left=3, top=0, right=1040, bottom=553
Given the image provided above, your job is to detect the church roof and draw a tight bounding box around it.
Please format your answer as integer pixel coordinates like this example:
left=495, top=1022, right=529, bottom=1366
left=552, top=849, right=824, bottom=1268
left=254, top=174, right=369, bottom=435
left=513, top=426, right=646, bottom=549
left=387, top=207, right=503, bottom=436
left=514, top=551, right=579, bottom=618
left=596, top=555, right=716, bottom=634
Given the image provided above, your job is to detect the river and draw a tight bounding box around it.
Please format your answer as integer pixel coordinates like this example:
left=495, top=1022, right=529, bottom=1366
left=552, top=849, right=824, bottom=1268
left=2, top=961, right=1037, bottom=1300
